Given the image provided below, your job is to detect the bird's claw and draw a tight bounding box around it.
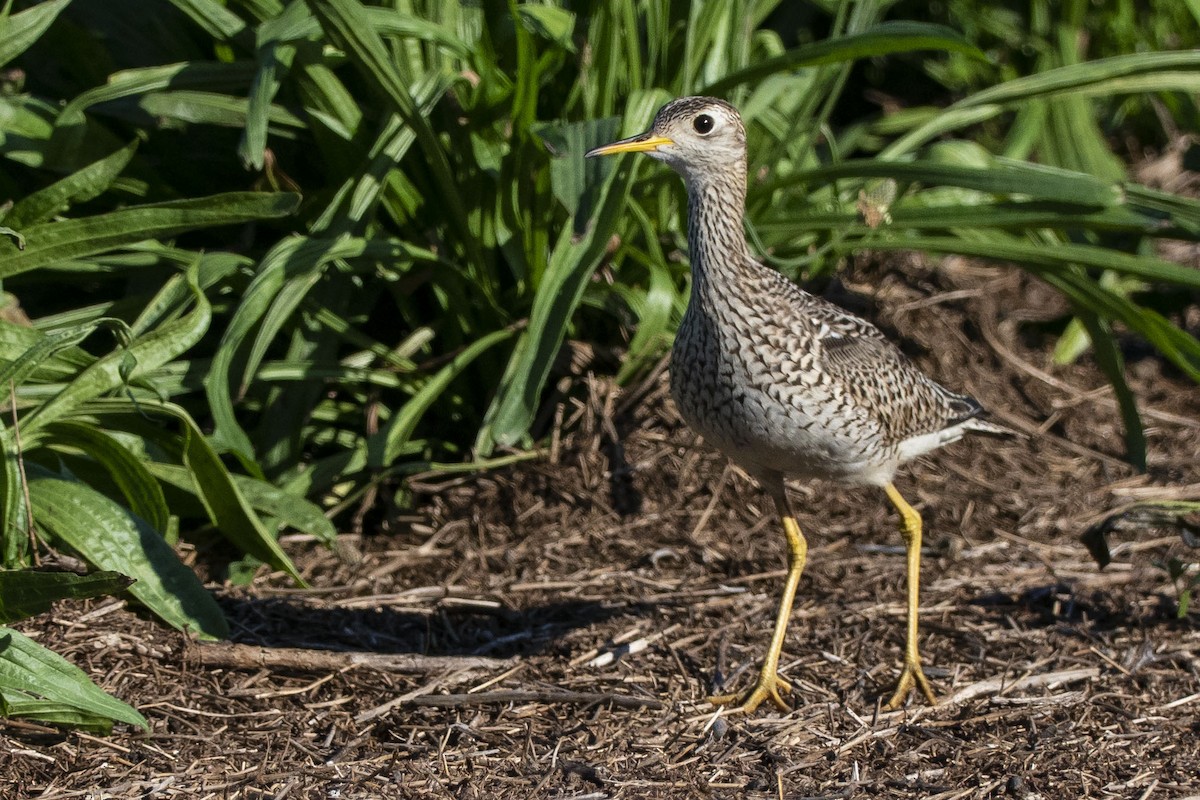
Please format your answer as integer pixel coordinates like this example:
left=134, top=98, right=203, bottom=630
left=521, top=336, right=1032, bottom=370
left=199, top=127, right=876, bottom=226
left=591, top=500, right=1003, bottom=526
left=708, top=672, right=793, bottom=715
left=883, top=659, right=937, bottom=710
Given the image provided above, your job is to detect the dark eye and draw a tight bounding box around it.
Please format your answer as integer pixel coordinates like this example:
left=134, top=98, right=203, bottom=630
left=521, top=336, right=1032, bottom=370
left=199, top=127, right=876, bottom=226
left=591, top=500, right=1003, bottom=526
left=693, top=114, right=714, bottom=134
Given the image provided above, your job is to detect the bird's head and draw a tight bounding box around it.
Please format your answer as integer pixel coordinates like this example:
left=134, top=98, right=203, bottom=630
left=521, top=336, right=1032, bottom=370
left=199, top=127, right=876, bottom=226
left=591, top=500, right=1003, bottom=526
left=585, top=96, right=746, bottom=186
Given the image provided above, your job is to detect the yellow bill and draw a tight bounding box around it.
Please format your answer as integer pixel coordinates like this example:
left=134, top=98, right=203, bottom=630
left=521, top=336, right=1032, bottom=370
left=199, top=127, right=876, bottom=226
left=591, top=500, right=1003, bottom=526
left=585, top=133, right=674, bottom=158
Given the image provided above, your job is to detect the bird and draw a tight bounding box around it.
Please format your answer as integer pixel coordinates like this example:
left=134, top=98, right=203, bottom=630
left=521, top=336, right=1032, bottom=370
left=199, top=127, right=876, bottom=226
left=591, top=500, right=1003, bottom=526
left=586, top=96, right=1007, bottom=715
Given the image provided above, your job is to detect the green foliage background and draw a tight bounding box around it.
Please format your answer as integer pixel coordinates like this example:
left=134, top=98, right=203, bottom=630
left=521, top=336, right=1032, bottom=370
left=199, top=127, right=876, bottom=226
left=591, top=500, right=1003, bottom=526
left=0, top=0, right=1197, bottom=731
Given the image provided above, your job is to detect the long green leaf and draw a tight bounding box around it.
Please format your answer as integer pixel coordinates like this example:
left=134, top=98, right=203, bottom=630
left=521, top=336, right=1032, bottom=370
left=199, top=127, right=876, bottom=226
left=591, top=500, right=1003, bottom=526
left=0, top=570, right=133, bottom=624
left=371, top=327, right=515, bottom=468
left=0, top=417, right=28, bottom=568
left=22, top=265, right=212, bottom=436
left=0, top=0, right=72, bottom=68
left=476, top=102, right=662, bottom=453
left=1073, top=308, right=1146, bottom=471
left=42, top=420, right=171, bottom=534
left=305, top=0, right=493, bottom=304
left=5, top=141, right=139, bottom=229
left=703, top=21, right=987, bottom=96
left=775, top=158, right=1123, bottom=206
left=885, top=52, right=1200, bottom=158
left=0, top=193, right=301, bottom=279
left=145, top=462, right=336, bottom=545
left=139, top=402, right=307, bottom=584
left=27, top=468, right=229, bottom=640
left=204, top=234, right=377, bottom=455
left=0, top=626, right=148, bottom=732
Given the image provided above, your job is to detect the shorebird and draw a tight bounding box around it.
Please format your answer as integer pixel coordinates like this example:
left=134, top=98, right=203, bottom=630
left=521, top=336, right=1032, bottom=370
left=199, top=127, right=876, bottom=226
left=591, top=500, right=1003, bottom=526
left=586, top=96, right=1005, bottom=714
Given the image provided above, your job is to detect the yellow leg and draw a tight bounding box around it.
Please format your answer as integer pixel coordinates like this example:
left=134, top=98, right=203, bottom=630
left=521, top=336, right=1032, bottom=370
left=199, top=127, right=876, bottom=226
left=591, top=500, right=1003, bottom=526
left=709, top=496, right=807, bottom=715
left=882, top=482, right=937, bottom=709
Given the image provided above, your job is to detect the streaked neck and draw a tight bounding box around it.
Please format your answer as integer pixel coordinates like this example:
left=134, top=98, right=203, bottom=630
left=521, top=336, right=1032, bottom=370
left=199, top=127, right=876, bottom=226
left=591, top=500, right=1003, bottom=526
left=684, top=169, right=750, bottom=294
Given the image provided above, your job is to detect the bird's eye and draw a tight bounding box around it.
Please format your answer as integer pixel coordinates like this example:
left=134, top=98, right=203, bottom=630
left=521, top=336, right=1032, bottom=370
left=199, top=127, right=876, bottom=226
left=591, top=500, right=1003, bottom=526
left=693, top=114, right=715, bottom=135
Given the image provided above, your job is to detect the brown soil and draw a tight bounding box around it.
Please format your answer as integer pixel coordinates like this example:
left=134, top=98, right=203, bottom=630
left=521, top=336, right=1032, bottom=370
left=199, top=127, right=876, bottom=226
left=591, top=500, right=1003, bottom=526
left=3, top=257, right=1199, bottom=799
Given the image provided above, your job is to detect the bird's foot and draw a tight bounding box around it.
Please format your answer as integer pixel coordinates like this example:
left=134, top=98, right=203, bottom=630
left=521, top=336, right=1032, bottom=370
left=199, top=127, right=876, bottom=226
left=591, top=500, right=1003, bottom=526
left=707, top=671, right=793, bottom=715
left=883, top=659, right=937, bottom=710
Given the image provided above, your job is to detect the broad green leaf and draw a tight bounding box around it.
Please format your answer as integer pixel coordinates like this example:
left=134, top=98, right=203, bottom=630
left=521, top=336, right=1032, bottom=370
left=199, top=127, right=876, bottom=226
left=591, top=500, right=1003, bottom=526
left=0, top=570, right=133, bottom=624
left=0, top=0, right=72, bottom=68
left=0, top=626, right=148, bottom=732
left=0, top=193, right=301, bottom=279
left=516, top=5, right=575, bottom=52
left=42, top=420, right=171, bottom=534
left=27, top=469, right=229, bottom=639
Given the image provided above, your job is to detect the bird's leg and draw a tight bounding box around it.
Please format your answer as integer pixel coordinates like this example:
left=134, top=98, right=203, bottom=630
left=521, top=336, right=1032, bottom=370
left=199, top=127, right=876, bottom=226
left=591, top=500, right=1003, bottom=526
left=708, top=494, right=807, bottom=714
left=882, top=482, right=937, bottom=709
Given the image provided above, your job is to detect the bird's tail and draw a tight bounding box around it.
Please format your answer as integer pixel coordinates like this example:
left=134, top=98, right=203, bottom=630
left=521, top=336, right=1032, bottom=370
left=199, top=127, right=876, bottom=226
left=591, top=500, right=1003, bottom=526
left=963, top=416, right=1026, bottom=439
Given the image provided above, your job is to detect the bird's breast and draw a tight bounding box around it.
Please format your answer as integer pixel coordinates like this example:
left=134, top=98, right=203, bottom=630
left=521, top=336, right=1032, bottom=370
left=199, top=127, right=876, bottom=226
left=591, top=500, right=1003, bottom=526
left=669, top=308, right=886, bottom=482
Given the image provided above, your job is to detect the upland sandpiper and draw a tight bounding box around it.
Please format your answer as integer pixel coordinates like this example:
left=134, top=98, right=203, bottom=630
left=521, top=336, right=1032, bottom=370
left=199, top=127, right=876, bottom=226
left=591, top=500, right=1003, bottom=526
left=587, top=97, right=1006, bottom=714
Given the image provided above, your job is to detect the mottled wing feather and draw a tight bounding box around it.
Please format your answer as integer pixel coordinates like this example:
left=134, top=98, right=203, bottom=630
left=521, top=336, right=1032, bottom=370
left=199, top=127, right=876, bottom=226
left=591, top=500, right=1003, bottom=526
left=818, top=332, right=982, bottom=441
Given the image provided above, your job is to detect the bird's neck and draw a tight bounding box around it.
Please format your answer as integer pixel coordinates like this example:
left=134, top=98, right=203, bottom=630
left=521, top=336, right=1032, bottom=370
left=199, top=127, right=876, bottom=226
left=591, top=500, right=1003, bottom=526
left=684, top=172, right=752, bottom=299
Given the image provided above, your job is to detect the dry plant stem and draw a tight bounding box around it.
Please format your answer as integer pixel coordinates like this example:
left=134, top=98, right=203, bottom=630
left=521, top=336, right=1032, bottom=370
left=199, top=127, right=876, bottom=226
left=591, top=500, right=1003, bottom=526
left=193, top=642, right=513, bottom=674
left=402, top=690, right=663, bottom=709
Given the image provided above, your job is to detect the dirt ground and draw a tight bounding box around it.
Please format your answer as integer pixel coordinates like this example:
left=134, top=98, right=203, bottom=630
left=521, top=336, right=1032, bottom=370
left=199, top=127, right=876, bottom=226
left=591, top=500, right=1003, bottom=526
left=2, top=256, right=1199, bottom=799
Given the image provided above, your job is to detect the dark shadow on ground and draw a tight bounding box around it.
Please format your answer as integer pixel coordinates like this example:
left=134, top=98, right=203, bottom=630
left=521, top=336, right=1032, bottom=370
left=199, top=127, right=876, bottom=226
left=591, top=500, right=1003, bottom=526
left=215, top=594, right=657, bottom=660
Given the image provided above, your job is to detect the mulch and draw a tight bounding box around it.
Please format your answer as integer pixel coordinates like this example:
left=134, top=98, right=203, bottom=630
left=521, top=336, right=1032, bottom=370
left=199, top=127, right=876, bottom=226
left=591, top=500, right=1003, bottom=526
left=3, top=255, right=1198, bottom=799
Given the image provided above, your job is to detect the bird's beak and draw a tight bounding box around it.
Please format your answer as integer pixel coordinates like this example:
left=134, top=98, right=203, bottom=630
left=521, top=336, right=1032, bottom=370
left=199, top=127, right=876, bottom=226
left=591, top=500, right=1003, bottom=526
left=585, top=132, right=674, bottom=158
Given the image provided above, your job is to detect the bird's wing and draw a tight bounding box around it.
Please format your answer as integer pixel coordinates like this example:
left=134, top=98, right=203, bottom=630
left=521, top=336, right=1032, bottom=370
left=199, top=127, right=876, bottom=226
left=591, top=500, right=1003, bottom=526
left=818, top=332, right=982, bottom=434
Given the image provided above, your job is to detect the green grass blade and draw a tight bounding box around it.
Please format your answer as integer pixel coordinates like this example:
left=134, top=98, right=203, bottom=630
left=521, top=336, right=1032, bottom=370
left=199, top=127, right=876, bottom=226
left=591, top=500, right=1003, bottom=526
left=1072, top=308, right=1147, bottom=471
left=371, top=326, right=515, bottom=468
left=703, top=21, right=987, bottom=96
left=5, top=141, right=139, bottom=229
